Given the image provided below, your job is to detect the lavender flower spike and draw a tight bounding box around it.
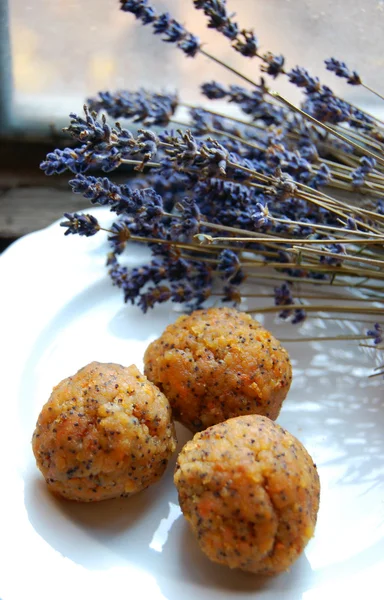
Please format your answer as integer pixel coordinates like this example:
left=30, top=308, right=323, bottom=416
left=87, top=89, right=178, bottom=125
left=120, top=1, right=200, bottom=57
left=351, top=156, right=377, bottom=187
left=260, top=52, right=285, bottom=78
left=217, top=249, right=240, bottom=279
left=193, top=0, right=258, bottom=57
left=366, top=323, right=383, bottom=345
left=325, top=58, right=361, bottom=86
left=40, top=147, right=89, bottom=176
left=288, top=67, right=321, bottom=93
left=60, top=213, right=100, bottom=237
left=193, top=1, right=239, bottom=41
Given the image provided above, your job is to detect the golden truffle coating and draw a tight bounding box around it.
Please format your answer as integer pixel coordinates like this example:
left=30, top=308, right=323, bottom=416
left=144, top=307, right=292, bottom=432
left=32, top=362, right=177, bottom=502
left=174, top=415, right=320, bottom=574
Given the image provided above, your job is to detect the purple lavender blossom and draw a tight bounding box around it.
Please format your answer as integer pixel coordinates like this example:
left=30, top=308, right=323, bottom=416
left=201, top=81, right=228, bottom=99
left=69, top=174, right=165, bottom=225
left=60, top=213, right=100, bottom=237
left=288, top=69, right=371, bottom=129
left=320, top=243, right=346, bottom=267
left=193, top=1, right=258, bottom=56
left=201, top=81, right=286, bottom=125
left=366, top=323, right=383, bottom=345
left=40, top=148, right=90, bottom=175
left=292, top=308, right=307, bottom=324
left=120, top=0, right=200, bottom=57
left=193, top=0, right=239, bottom=40
left=274, top=283, right=306, bottom=323
left=87, top=89, right=178, bottom=125
left=42, top=108, right=163, bottom=175
left=108, top=222, right=131, bottom=254
left=288, top=67, right=321, bottom=93
left=170, top=282, right=195, bottom=303
left=303, top=86, right=352, bottom=125
left=325, top=58, right=361, bottom=85
left=351, top=156, right=377, bottom=187
left=251, top=202, right=273, bottom=230
left=260, top=52, right=285, bottom=78
left=312, top=163, right=332, bottom=189
left=217, top=249, right=240, bottom=279
left=138, top=285, right=172, bottom=312
left=171, top=197, right=201, bottom=238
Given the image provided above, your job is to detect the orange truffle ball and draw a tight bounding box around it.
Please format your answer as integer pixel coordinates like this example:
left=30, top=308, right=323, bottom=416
left=144, top=307, right=292, bottom=432
left=32, top=362, right=177, bottom=502
left=174, top=415, right=320, bottom=574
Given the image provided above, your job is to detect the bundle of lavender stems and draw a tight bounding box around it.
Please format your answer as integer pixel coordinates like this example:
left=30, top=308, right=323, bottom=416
left=41, top=1, right=383, bottom=376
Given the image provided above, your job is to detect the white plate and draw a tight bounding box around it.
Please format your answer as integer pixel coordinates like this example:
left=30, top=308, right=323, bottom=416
left=1, top=209, right=383, bottom=600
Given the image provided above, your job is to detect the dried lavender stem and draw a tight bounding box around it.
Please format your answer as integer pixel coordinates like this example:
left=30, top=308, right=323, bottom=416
left=271, top=92, right=384, bottom=166
left=322, top=178, right=384, bottom=198
left=291, top=246, right=384, bottom=268
left=323, top=159, right=384, bottom=185
left=360, top=343, right=383, bottom=348
left=311, top=167, right=384, bottom=194
left=181, top=251, right=384, bottom=280
left=234, top=292, right=380, bottom=302
left=317, top=316, right=383, bottom=323
left=333, top=123, right=384, bottom=152
left=243, top=260, right=383, bottom=279
left=170, top=117, right=266, bottom=151
left=293, top=191, right=381, bottom=234
left=120, top=158, right=161, bottom=168
left=295, top=184, right=384, bottom=230
left=200, top=234, right=384, bottom=245
left=280, top=335, right=372, bottom=342
left=245, top=273, right=383, bottom=291
left=180, top=101, right=266, bottom=132
left=176, top=116, right=384, bottom=196
left=369, top=370, right=384, bottom=378
left=361, top=82, right=384, bottom=103
left=197, top=48, right=384, bottom=164
left=199, top=48, right=257, bottom=87
left=326, top=149, right=361, bottom=169
left=204, top=21, right=383, bottom=129
left=199, top=48, right=384, bottom=164
left=270, top=216, right=383, bottom=238
left=217, top=174, right=380, bottom=234
left=117, top=140, right=382, bottom=236
left=218, top=162, right=368, bottom=225
left=247, top=304, right=384, bottom=315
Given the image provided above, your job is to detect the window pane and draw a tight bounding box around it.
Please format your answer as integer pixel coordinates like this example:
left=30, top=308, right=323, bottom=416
left=8, top=0, right=384, bottom=130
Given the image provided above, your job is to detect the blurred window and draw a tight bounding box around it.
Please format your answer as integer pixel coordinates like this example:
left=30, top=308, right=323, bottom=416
left=2, top=0, right=383, bottom=133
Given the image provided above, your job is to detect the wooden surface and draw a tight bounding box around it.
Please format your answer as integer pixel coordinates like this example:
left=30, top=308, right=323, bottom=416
left=0, top=186, right=87, bottom=239
left=0, top=137, right=85, bottom=250
left=0, top=139, right=137, bottom=251
left=0, top=185, right=88, bottom=251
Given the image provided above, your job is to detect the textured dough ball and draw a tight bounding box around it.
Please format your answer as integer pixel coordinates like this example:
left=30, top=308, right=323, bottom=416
left=144, top=307, right=292, bottom=432
left=32, top=362, right=177, bottom=502
left=174, top=415, right=320, bottom=574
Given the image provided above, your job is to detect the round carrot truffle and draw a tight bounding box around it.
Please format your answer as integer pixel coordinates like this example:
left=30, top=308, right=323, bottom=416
left=144, top=307, right=292, bottom=432
left=174, top=415, right=320, bottom=574
left=32, top=362, right=177, bottom=502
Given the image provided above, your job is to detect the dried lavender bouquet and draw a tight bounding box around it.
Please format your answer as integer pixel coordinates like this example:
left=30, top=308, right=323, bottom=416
left=41, top=0, right=383, bottom=376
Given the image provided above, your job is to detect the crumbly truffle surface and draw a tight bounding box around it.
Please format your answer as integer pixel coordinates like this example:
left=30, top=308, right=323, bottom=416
left=144, top=307, right=292, bottom=432
left=32, top=362, right=177, bottom=502
left=174, top=415, right=320, bottom=574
